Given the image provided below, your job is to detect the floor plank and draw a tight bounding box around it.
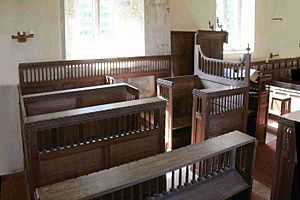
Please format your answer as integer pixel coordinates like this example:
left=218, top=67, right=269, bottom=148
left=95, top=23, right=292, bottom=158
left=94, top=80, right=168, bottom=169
left=254, top=133, right=276, bottom=188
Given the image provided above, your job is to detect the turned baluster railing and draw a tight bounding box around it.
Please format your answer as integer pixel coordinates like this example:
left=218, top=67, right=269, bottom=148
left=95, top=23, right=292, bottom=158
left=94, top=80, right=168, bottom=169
left=20, top=55, right=171, bottom=83
left=19, top=55, right=171, bottom=94
left=197, top=45, right=251, bottom=86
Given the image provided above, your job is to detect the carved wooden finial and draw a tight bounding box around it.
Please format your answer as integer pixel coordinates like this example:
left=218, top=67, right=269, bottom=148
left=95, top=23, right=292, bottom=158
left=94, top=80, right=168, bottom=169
left=246, top=44, right=251, bottom=53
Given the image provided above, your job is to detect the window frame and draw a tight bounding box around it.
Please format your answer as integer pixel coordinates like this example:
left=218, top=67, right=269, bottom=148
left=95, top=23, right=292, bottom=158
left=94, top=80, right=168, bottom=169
left=64, top=0, right=146, bottom=59
left=216, top=0, right=255, bottom=54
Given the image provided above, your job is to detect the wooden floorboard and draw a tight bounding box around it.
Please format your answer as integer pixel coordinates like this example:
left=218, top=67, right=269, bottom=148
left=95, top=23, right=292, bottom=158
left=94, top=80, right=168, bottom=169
left=254, top=133, right=277, bottom=187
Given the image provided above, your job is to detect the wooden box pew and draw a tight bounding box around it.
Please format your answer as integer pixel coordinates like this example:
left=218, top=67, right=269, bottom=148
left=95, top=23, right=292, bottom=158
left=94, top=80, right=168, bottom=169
left=35, top=131, right=257, bottom=200
left=157, top=45, right=251, bottom=150
left=21, top=83, right=139, bottom=116
left=19, top=55, right=171, bottom=95
left=21, top=97, right=166, bottom=198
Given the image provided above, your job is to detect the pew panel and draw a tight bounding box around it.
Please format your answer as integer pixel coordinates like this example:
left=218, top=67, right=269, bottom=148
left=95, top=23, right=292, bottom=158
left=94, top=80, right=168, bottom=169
left=39, top=147, right=105, bottom=186
left=20, top=83, right=166, bottom=199
left=271, top=113, right=298, bottom=200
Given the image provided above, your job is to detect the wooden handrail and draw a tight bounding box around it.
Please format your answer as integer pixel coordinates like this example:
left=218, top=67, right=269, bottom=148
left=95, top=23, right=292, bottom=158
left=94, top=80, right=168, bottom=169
left=19, top=55, right=172, bottom=68
left=19, top=55, right=171, bottom=83
left=35, top=131, right=257, bottom=200
left=193, top=85, right=247, bottom=98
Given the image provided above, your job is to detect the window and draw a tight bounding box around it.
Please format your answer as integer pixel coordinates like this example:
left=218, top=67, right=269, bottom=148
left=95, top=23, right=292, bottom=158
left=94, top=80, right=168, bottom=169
left=65, top=0, right=145, bottom=59
left=216, top=0, right=255, bottom=53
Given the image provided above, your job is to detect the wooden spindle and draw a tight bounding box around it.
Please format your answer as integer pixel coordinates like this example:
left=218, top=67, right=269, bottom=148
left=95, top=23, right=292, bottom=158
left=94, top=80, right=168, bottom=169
left=171, top=171, right=175, bottom=190
left=156, top=177, right=160, bottom=194
left=178, top=168, right=182, bottom=188
left=139, top=184, right=143, bottom=200
left=185, top=165, right=189, bottom=185
left=148, top=180, right=151, bottom=197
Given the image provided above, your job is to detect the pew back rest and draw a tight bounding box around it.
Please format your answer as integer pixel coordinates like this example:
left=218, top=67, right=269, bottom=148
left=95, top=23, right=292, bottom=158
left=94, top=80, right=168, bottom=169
left=251, top=57, right=300, bottom=80
left=19, top=55, right=171, bottom=95
left=35, top=131, right=257, bottom=200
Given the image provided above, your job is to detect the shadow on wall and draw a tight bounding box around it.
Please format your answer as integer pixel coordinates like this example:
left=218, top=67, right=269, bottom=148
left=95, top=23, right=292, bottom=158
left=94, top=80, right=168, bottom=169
left=0, top=85, right=23, bottom=176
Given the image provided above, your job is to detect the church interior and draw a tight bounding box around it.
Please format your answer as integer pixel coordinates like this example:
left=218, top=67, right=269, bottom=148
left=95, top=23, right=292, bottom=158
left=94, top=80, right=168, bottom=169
left=0, top=0, right=299, bottom=200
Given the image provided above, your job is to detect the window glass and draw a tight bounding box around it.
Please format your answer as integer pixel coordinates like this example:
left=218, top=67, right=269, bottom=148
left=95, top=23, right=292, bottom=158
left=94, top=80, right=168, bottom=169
left=65, top=0, right=145, bottom=59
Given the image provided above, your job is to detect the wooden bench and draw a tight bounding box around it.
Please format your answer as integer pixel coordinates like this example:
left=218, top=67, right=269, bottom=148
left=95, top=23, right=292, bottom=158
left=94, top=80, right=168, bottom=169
left=35, top=131, right=257, bottom=200
left=19, top=55, right=171, bottom=95
left=19, top=84, right=166, bottom=198
left=158, top=45, right=250, bottom=150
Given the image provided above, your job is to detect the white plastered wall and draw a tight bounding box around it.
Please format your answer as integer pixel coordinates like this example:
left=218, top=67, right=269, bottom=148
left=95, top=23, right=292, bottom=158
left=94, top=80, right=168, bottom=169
left=169, top=0, right=300, bottom=61
left=0, top=0, right=62, bottom=175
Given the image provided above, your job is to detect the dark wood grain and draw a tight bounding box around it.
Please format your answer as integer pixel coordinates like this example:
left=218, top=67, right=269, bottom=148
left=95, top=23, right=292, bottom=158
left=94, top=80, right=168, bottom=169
left=171, top=31, right=196, bottom=76
left=19, top=55, right=171, bottom=95
left=271, top=112, right=298, bottom=200
left=251, top=57, right=300, bottom=80
left=157, top=46, right=251, bottom=150
left=248, top=74, right=272, bottom=145
left=196, top=30, right=228, bottom=59
left=35, top=131, right=257, bottom=200
left=19, top=83, right=166, bottom=199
